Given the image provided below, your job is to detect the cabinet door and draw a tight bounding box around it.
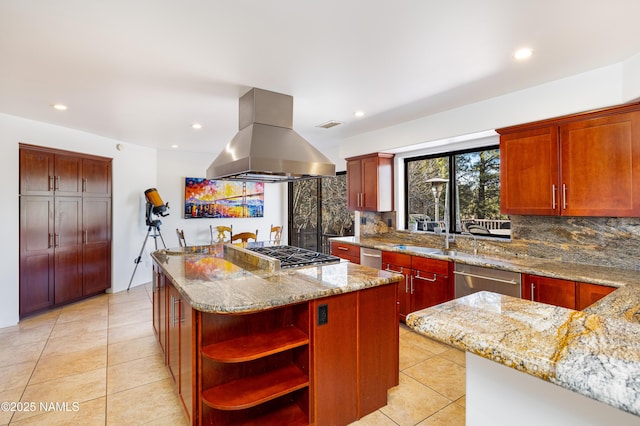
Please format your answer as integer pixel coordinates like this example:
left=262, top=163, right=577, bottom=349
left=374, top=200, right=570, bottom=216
left=82, top=198, right=111, bottom=295
left=20, top=149, right=54, bottom=195
left=53, top=197, right=83, bottom=304
left=500, top=126, right=560, bottom=215
left=168, top=285, right=180, bottom=384
left=361, top=155, right=380, bottom=211
left=523, top=275, right=576, bottom=309
left=577, top=282, right=616, bottom=310
left=382, top=251, right=411, bottom=321
left=179, top=296, right=194, bottom=423
left=346, top=159, right=362, bottom=210
left=53, top=154, right=83, bottom=196
left=158, top=273, right=168, bottom=357
left=411, top=270, right=449, bottom=311
left=560, top=111, right=640, bottom=216
left=83, top=158, right=112, bottom=197
left=313, top=292, right=358, bottom=425
left=19, top=196, right=55, bottom=315
left=358, top=284, right=399, bottom=418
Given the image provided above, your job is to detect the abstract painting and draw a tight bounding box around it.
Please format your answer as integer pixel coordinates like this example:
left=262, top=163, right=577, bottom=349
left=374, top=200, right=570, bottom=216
left=184, top=178, right=264, bottom=218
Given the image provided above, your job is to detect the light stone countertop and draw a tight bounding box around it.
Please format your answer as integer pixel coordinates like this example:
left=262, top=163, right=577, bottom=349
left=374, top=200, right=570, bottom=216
left=150, top=244, right=403, bottom=314
left=328, top=236, right=640, bottom=416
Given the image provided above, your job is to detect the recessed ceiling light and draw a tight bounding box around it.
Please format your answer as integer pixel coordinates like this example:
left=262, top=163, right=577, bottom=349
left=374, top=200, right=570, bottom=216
left=171, top=144, right=179, bottom=149
left=514, top=48, right=534, bottom=60
left=192, top=123, right=202, bottom=130
left=354, top=111, right=365, bottom=118
left=52, top=104, right=68, bottom=111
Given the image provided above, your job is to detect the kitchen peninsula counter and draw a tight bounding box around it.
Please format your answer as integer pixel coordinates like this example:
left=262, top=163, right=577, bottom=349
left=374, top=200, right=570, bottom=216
left=332, top=235, right=640, bottom=421
left=151, top=244, right=402, bottom=425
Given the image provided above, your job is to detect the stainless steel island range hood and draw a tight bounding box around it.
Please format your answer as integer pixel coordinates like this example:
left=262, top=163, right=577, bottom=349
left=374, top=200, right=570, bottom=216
left=207, top=88, right=336, bottom=182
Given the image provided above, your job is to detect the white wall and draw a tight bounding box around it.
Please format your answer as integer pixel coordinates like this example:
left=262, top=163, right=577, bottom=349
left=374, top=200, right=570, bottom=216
left=0, top=113, right=156, bottom=328
left=623, top=52, right=640, bottom=101
left=340, top=63, right=629, bottom=158
left=155, top=149, right=288, bottom=247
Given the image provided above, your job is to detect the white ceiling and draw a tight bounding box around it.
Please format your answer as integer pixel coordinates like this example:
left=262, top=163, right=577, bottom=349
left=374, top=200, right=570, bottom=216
left=2, top=0, right=640, bottom=154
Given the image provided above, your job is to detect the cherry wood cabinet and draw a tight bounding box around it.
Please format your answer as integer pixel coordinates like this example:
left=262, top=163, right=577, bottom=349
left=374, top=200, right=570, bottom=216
left=500, top=126, right=559, bottom=215
left=330, top=241, right=360, bottom=264
left=81, top=198, right=112, bottom=296
left=522, top=274, right=576, bottom=309
left=357, top=284, right=399, bottom=418
left=346, top=152, right=394, bottom=211
left=19, top=196, right=55, bottom=315
left=199, top=300, right=310, bottom=425
left=52, top=196, right=83, bottom=304
left=19, top=145, right=112, bottom=316
left=20, top=146, right=112, bottom=197
left=523, top=275, right=617, bottom=311
left=576, top=282, right=616, bottom=311
left=560, top=110, right=640, bottom=216
left=382, top=251, right=412, bottom=321
left=313, top=292, right=357, bottom=425
left=153, top=264, right=399, bottom=425
left=382, top=251, right=453, bottom=321
left=498, top=103, right=640, bottom=216
left=411, top=256, right=452, bottom=311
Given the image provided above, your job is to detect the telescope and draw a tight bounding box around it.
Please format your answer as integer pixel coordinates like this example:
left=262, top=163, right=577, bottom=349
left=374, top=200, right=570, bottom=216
left=145, top=188, right=169, bottom=217
left=128, top=188, right=169, bottom=290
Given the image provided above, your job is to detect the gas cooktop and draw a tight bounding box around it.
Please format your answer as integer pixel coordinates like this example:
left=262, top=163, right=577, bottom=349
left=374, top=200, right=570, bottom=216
left=246, top=245, right=341, bottom=269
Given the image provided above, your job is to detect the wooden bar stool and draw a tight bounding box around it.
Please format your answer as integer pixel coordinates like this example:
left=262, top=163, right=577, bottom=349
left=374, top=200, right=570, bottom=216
left=269, top=224, right=282, bottom=244
left=231, top=230, right=258, bottom=245
left=211, top=225, right=233, bottom=244
left=176, top=229, right=187, bottom=247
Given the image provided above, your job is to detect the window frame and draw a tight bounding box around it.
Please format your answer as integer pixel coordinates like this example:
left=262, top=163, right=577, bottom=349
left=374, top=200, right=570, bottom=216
left=403, top=144, right=507, bottom=238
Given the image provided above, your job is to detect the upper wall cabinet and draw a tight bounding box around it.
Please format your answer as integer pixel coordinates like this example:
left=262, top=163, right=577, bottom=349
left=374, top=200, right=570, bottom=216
left=498, top=103, right=640, bottom=217
left=20, top=146, right=112, bottom=197
left=346, top=153, right=394, bottom=212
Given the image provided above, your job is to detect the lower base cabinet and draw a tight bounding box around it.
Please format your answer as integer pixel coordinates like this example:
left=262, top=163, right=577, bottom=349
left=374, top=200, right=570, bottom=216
left=523, top=274, right=576, bottom=309
left=522, top=274, right=617, bottom=310
left=577, top=282, right=616, bottom=310
left=330, top=241, right=361, bottom=264
left=382, top=251, right=452, bottom=322
left=153, top=270, right=194, bottom=424
left=153, top=265, right=399, bottom=425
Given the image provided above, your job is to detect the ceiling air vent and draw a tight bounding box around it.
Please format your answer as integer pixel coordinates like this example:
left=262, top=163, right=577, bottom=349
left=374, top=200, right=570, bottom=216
left=316, top=120, right=343, bottom=129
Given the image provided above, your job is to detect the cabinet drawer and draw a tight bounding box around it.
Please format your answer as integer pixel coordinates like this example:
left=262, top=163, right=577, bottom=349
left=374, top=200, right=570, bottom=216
left=331, top=242, right=360, bottom=259
left=382, top=251, right=411, bottom=269
left=411, top=256, right=449, bottom=276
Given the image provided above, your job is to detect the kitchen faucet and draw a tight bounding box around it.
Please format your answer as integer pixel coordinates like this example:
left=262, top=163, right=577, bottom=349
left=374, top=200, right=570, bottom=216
left=461, top=231, right=478, bottom=255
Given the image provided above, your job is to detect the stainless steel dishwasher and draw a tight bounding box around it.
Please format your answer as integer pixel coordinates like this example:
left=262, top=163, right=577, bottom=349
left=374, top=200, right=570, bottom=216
left=360, top=247, right=382, bottom=269
left=454, top=263, right=521, bottom=298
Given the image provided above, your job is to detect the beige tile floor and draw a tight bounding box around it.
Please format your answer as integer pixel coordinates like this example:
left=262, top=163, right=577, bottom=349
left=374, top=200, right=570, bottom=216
left=0, top=285, right=465, bottom=425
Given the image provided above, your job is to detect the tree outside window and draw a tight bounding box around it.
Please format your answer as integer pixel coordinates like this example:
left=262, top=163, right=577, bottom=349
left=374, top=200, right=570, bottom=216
left=405, top=146, right=510, bottom=237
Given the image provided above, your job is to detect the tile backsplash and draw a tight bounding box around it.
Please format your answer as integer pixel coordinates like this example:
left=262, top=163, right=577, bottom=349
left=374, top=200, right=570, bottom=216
left=360, top=211, right=640, bottom=271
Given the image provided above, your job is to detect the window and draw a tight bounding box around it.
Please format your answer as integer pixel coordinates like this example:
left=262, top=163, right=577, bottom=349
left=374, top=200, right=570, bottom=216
left=404, top=146, right=510, bottom=237
left=288, top=172, right=354, bottom=252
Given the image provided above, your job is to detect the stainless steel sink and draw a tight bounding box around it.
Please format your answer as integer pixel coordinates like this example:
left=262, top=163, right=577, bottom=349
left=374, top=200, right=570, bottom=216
left=393, top=245, right=444, bottom=255
left=393, top=245, right=462, bottom=257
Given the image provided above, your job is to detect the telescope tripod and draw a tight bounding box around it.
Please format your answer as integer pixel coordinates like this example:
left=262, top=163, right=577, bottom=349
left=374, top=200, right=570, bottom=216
left=127, top=219, right=166, bottom=291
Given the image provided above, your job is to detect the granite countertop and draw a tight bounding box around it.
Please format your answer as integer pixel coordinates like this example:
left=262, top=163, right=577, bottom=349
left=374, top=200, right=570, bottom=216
left=150, top=244, right=402, bottom=314
left=405, top=292, right=640, bottom=416
left=329, top=236, right=640, bottom=415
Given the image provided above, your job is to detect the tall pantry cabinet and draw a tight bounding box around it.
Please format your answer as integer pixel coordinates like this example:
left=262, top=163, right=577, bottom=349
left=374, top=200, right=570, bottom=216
left=19, top=145, right=112, bottom=316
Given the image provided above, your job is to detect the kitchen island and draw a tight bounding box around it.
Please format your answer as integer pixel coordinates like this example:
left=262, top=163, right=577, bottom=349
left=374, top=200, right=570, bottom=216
left=151, top=244, right=402, bottom=426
